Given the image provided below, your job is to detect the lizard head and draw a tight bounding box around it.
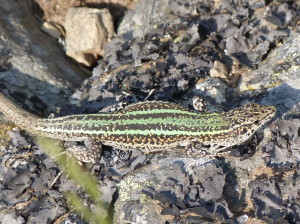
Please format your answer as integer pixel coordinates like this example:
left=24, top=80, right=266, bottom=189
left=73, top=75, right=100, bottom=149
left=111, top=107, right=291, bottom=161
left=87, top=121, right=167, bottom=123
left=225, top=103, right=276, bottom=138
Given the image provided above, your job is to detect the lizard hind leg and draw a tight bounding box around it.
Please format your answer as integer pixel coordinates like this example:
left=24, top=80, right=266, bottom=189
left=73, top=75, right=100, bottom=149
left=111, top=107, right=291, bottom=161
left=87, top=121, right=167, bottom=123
left=183, top=142, right=211, bottom=157
left=184, top=141, right=233, bottom=158
left=65, top=139, right=102, bottom=164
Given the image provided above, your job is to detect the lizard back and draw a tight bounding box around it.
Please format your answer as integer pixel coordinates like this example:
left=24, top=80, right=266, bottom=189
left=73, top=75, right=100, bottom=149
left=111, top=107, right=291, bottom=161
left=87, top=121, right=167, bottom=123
left=37, top=101, right=231, bottom=151
left=0, top=93, right=276, bottom=153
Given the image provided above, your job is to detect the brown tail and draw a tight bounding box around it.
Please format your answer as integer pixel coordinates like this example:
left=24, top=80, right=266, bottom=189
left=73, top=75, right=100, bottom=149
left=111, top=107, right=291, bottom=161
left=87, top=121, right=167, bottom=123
left=0, top=92, right=44, bottom=135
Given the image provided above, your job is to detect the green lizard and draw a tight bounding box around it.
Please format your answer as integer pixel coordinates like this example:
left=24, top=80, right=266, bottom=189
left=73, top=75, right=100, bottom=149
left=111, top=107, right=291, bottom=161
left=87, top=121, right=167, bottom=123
left=0, top=92, right=275, bottom=159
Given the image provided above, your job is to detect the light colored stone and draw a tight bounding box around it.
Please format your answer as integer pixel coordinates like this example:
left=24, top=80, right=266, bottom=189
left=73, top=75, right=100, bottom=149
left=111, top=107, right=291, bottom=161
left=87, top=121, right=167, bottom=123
left=1, top=213, right=25, bottom=224
left=195, top=77, right=227, bottom=103
left=209, top=60, right=229, bottom=79
left=41, top=21, right=62, bottom=39
left=65, top=7, right=115, bottom=66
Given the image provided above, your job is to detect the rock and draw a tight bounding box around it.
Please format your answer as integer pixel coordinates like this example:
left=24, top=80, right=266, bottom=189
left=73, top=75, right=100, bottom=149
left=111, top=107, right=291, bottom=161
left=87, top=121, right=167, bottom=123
left=0, top=213, right=25, bottom=224
left=210, top=60, right=229, bottom=80
left=65, top=7, right=115, bottom=66
left=114, top=157, right=232, bottom=223
left=118, top=0, right=170, bottom=38
left=1, top=0, right=300, bottom=223
left=237, top=32, right=300, bottom=93
left=195, top=77, right=228, bottom=103
left=0, top=1, right=84, bottom=114
left=35, top=0, right=138, bottom=27
left=41, top=21, right=63, bottom=39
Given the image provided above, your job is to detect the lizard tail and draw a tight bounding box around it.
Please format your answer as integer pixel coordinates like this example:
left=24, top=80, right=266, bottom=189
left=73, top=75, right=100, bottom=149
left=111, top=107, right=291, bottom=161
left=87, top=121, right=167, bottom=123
left=0, top=92, right=44, bottom=135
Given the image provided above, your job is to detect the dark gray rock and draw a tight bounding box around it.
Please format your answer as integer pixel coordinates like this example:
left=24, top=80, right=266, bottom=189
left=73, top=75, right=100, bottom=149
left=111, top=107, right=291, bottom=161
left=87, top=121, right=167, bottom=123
left=114, top=158, right=233, bottom=223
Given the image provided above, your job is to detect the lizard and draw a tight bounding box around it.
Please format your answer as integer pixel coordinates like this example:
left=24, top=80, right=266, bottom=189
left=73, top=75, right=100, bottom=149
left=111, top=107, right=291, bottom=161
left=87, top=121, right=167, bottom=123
left=0, top=92, right=276, bottom=161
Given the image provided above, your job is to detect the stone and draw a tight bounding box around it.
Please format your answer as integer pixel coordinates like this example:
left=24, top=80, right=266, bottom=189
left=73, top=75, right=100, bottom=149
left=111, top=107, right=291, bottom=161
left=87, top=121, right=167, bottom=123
left=65, top=7, right=115, bottom=66
left=41, top=21, right=62, bottom=39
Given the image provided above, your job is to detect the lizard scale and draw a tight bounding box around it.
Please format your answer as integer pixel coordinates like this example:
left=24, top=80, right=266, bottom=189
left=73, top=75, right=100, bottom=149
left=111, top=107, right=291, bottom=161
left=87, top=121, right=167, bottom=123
left=0, top=93, right=276, bottom=155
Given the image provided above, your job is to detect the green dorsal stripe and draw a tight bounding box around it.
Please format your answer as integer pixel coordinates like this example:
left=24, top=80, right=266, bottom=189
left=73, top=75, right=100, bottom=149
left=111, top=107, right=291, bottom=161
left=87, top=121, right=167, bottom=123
left=48, top=109, right=221, bottom=121
left=124, top=109, right=216, bottom=116
left=37, top=127, right=231, bottom=136
left=0, top=91, right=276, bottom=153
left=49, top=117, right=229, bottom=129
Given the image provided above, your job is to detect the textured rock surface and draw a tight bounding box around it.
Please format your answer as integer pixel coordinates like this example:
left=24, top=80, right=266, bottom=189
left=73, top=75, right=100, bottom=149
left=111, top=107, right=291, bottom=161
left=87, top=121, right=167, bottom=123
left=115, top=158, right=231, bottom=223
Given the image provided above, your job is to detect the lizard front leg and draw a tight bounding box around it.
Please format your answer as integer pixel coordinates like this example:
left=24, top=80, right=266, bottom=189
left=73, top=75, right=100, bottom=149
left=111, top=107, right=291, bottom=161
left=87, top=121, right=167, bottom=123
left=65, top=102, right=130, bottom=163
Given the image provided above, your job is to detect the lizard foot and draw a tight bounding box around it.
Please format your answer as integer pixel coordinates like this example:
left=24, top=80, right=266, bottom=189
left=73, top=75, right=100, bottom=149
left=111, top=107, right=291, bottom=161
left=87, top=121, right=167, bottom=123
left=65, top=139, right=102, bottom=164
